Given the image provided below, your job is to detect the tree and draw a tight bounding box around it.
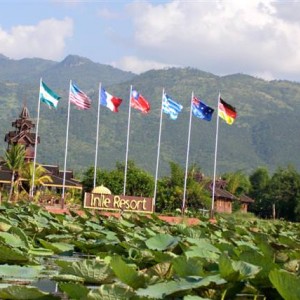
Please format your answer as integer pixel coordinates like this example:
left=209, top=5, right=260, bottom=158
left=4, top=144, right=26, bottom=201
left=266, top=166, right=300, bottom=221
left=222, top=170, right=251, bottom=196
left=81, top=166, right=110, bottom=193
left=81, top=161, right=154, bottom=197
left=20, top=163, right=53, bottom=195
left=156, top=162, right=211, bottom=213
left=249, top=167, right=270, bottom=217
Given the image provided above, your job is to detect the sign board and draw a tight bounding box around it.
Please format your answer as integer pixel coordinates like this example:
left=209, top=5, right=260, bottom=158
left=84, top=193, right=154, bottom=213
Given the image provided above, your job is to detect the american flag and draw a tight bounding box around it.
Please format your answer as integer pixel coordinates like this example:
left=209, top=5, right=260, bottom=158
left=69, top=82, right=91, bottom=110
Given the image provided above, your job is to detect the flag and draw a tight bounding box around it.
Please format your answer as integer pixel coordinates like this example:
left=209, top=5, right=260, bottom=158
left=218, top=98, right=237, bottom=125
left=39, top=81, right=61, bottom=108
left=100, top=88, right=122, bottom=112
left=69, top=82, right=91, bottom=110
left=162, top=93, right=183, bottom=120
left=131, top=89, right=150, bottom=114
left=192, top=97, right=214, bottom=121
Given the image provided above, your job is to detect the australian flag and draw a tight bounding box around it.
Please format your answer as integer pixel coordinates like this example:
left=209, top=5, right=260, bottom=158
left=192, top=97, right=214, bottom=121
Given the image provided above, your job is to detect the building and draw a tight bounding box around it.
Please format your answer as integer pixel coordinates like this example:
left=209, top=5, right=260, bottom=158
left=0, top=105, right=82, bottom=197
left=4, top=105, right=39, bottom=162
left=239, top=194, right=255, bottom=213
left=195, top=173, right=254, bottom=214
left=208, top=179, right=237, bottom=213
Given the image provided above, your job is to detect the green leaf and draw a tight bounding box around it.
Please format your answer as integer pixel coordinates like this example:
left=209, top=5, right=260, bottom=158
left=0, top=243, right=29, bottom=263
left=28, top=247, right=54, bottom=257
left=57, top=259, right=114, bottom=284
left=219, top=253, right=261, bottom=281
left=110, top=255, right=146, bottom=289
left=38, top=239, right=74, bottom=255
left=145, top=233, right=180, bottom=251
left=0, top=218, right=12, bottom=232
left=0, top=265, right=43, bottom=279
left=184, top=296, right=211, bottom=300
left=86, top=283, right=136, bottom=300
left=0, top=285, right=57, bottom=299
left=58, top=282, right=89, bottom=299
left=63, top=221, right=83, bottom=234
left=136, top=275, right=225, bottom=299
left=52, top=274, right=85, bottom=283
left=185, top=245, right=220, bottom=260
left=269, top=269, right=300, bottom=300
left=172, top=256, right=204, bottom=277
left=0, top=232, right=27, bottom=248
left=9, top=226, right=30, bottom=248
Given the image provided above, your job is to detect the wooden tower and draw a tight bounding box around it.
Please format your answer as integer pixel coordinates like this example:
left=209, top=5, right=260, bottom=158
left=4, top=105, right=40, bottom=162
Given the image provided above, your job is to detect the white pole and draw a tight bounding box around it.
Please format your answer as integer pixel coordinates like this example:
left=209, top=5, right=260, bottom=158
left=153, top=89, right=165, bottom=208
left=182, top=92, right=194, bottom=214
left=211, top=92, right=221, bottom=219
left=62, top=80, right=72, bottom=207
left=123, top=85, right=133, bottom=195
left=30, top=78, right=42, bottom=198
left=93, top=82, right=102, bottom=189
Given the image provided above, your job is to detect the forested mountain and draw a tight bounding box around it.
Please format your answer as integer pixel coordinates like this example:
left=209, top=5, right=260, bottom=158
left=0, top=54, right=299, bottom=178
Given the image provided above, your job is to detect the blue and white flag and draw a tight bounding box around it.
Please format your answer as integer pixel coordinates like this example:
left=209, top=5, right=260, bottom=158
left=192, top=97, right=214, bottom=121
left=162, top=93, right=183, bottom=120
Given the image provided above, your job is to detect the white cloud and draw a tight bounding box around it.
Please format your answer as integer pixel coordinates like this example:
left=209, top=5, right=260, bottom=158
left=123, top=0, right=300, bottom=80
left=0, top=18, right=73, bottom=60
left=112, top=55, right=175, bottom=74
left=97, top=8, right=119, bottom=19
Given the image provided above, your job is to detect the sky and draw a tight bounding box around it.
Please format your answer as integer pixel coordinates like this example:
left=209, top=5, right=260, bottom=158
left=1, top=0, right=300, bottom=81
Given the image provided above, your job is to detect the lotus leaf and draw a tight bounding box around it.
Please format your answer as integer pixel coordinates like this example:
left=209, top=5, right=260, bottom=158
left=63, top=221, right=83, bottom=234
left=184, top=296, right=211, bottom=300
left=52, top=274, right=85, bottom=283
left=219, top=253, right=261, bottom=281
left=269, top=269, right=300, bottom=300
left=136, top=275, right=226, bottom=298
left=0, top=232, right=27, bottom=248
left=0, top=243, right=29, bottom=263
left=185, top=245, right=220, bottom=261
left=86, top=283, right=136, bottom=300
left=145, top=233, right=180, bottom=251
left=110, top=255, right=147, bottom=289
left=58, top=282, right=89, bottom=299
left=172, top=256, right=205, bottom=277
left=0, top=265, right=44, bottom=279
left=0, top=285, right=58, bottom=299
left=38, top=239, right=74, bottom=255
left=57, top=259, right=115, bottom=284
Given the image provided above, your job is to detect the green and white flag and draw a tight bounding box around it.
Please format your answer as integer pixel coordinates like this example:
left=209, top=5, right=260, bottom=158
left=40, top=81, right=61, bottom=108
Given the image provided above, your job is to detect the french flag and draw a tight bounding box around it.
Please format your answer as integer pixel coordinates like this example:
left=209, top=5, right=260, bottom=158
left=99, top=88, right=122, bottom=112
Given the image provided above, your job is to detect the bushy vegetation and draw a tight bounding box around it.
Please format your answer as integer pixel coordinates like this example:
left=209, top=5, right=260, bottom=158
left=81, top=161, right=300, bottom=222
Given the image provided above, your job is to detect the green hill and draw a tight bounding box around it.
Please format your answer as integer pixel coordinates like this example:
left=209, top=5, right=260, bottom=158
left=0, top=55, right=299, bottom=178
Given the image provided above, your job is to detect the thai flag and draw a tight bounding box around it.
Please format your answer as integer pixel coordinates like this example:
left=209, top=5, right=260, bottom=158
left=131, top=89, right=150, bottom=114
left=69, top=82, right=91, bottom=110
left=100, top=88, right=122, bottom=112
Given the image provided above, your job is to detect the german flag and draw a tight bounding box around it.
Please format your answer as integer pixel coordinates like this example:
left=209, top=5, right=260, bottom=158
left=218, top=98, right=237, bottom=125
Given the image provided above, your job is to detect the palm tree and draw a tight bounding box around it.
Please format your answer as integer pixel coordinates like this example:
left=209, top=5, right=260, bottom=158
left=4, top=144, right=26, bottom=201
left=20, top=162, right=53, bottom=197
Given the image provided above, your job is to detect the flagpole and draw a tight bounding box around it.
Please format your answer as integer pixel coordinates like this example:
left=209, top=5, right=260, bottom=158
left=62, top=80, right=72, bottom=208
left=153, top=89, right=165, bottom=209
left=93, top=82, right=102, bottom=189
left=182, top=92, right=194, bottom=215
left=123, top=85, right=133, bottom=195
left=211, top=92, right=221, bottom=219
left=30, top=78, right=42, bottom=198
